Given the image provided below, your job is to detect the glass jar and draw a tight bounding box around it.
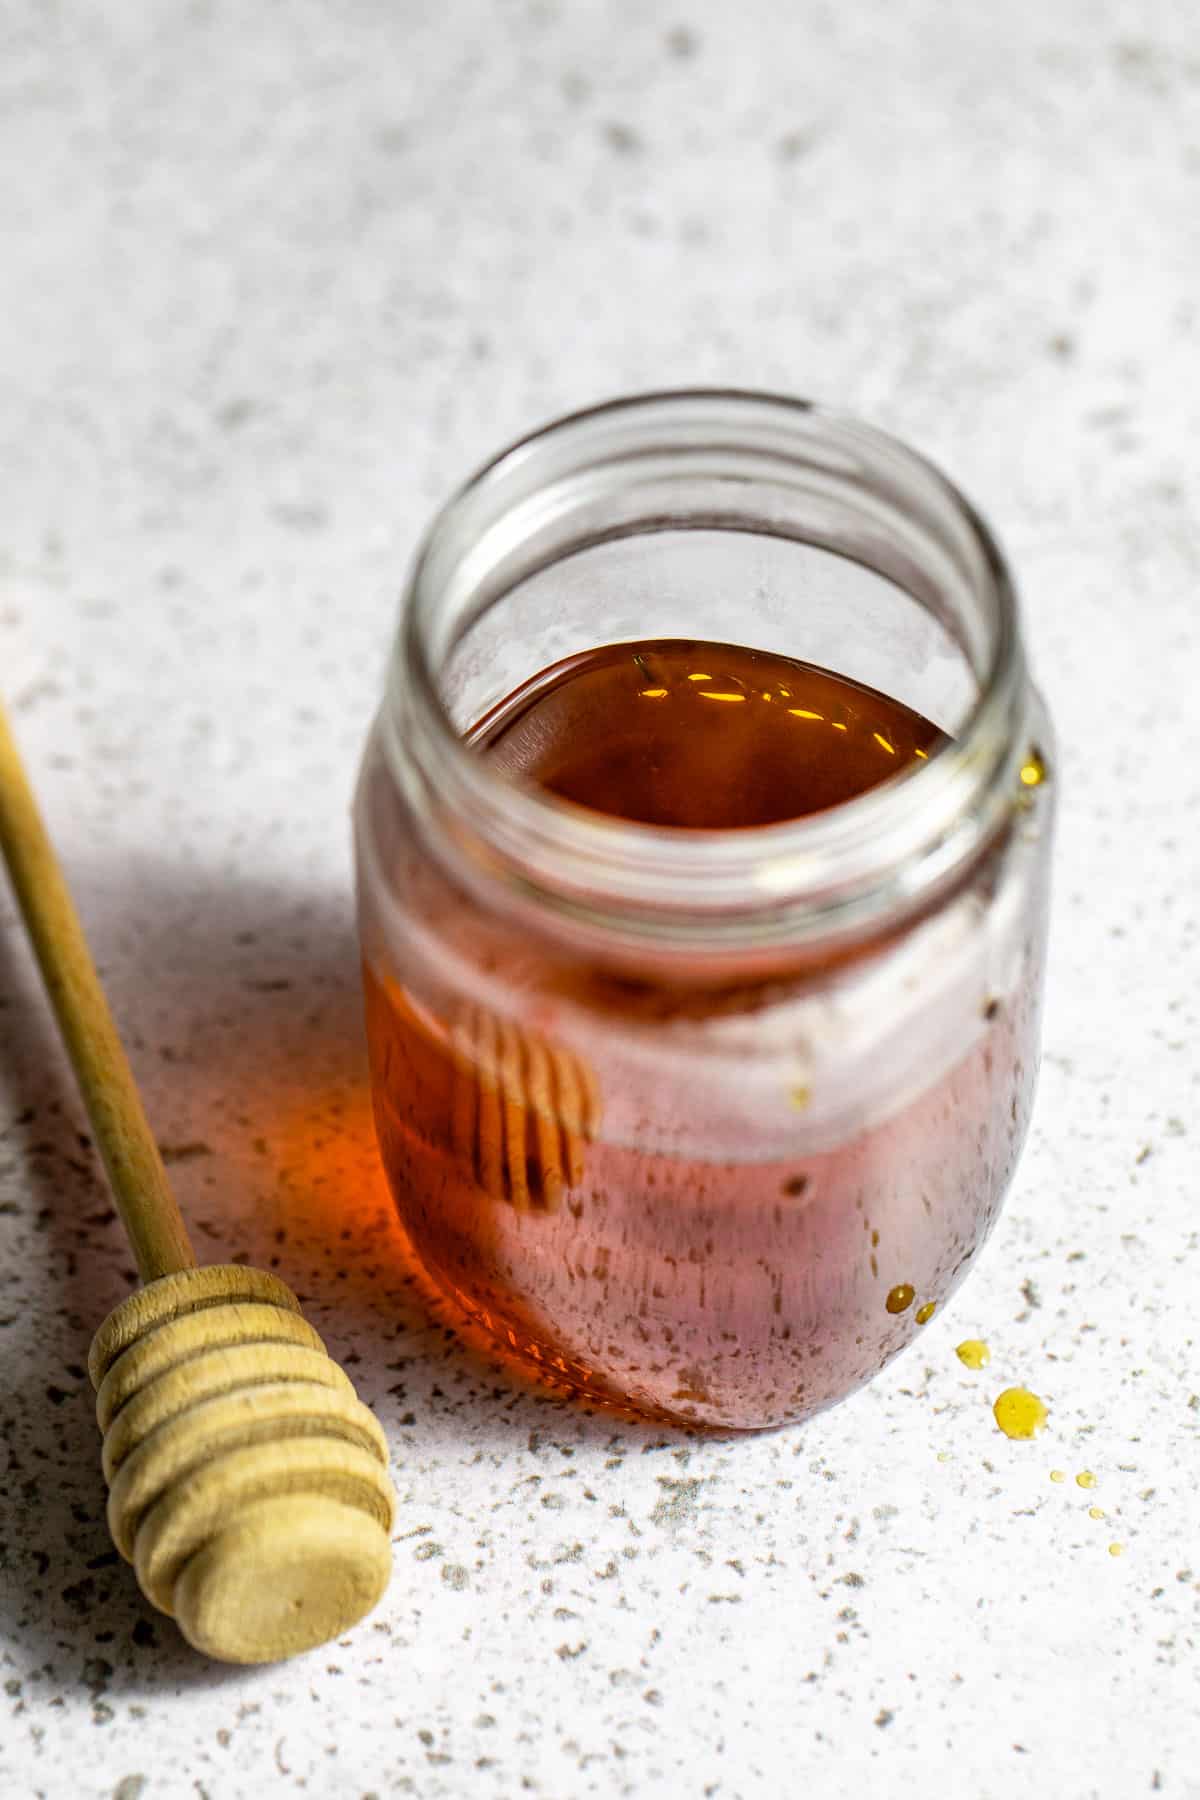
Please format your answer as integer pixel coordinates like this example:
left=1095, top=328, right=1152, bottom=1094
left=354, top=391, right=1055, bottom=1431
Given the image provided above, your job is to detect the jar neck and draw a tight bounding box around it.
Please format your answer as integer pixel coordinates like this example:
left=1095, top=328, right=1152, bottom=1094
left=380, top=391, right=1033, bottom=963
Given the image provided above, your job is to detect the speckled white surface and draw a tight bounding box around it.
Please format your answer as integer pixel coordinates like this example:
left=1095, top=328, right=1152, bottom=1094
left=2, top=3, right=1198, bottom=1797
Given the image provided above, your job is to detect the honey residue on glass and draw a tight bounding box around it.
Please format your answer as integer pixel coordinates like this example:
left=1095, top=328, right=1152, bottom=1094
left=955, top=1339, right=991, bottom=1370
left=363, top=638, right=1039, bottom=1427
left=992, top=1387, right=1048, bottom=1439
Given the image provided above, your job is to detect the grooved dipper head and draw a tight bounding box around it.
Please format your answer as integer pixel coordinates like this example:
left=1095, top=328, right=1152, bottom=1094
left=90, top=1265, right=394, bottom=1664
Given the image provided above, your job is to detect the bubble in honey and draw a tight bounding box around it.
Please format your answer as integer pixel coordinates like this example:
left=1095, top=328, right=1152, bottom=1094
left=1089, top=1506, right=1105, bottom=1520
left=915, top=1301, right=937, bottom=1325
left=955, top=1339, right=991, bottom=1370
left=886, top=1283, right=915, bottom=1314
left=992, top=1387, right=1048, bottom=1440
left=1049, top=1469, right=1066, bottom=1483
left=1108, top=1543, right=1124, bottom=1558
left=1076, top=1470, right=1097, bottom=1490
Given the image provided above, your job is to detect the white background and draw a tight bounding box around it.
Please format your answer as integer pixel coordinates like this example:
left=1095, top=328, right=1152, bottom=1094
left=1, top=3, right=1197, bottom=1796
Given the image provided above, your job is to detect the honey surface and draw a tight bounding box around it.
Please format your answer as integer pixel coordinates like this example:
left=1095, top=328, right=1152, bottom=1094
left=478, top=638, right=940, bottom=827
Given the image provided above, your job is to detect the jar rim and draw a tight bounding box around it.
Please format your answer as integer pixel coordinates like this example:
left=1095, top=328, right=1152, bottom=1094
left=383, top=389, right=1033, bottom=952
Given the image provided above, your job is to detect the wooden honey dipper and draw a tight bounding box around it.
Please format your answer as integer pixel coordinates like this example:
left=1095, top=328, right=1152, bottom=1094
left=449, top=1000, right=601, bottom=1213
left=0, top=700, right=395, bottom=1665
left=382, top=982, right=601, bottom=1213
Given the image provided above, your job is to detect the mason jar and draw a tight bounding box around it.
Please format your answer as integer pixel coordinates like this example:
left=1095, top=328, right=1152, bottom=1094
left=353, top=391, right=1055, bottom=1431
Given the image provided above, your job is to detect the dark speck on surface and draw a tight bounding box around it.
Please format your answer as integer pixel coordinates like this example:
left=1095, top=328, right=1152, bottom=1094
left=665, top=24, right=700, bottom=58
left=270, top=501, right=330, bottom=532
left=777, top=127, right=820, bottom=162
left=602, top=121, right=643, bottom=155
left=82, top=1658, right=114, bottom=1699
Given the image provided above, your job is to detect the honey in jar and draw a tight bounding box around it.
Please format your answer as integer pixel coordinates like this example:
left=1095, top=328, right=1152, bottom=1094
left=354, top=393, right=1055, bottom=1429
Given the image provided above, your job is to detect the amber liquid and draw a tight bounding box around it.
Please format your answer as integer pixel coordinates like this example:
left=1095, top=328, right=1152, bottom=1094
left=364, top=640, right=1036, bottom=1429
left=478, top=638, right=940, bottom=825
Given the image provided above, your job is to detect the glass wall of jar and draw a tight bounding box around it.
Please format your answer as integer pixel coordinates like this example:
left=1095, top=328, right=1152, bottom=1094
left=354, top=392, right=1055, bottom=1431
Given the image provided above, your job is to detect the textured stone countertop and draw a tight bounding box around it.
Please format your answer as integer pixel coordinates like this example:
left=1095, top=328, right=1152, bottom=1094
left=2, top=3, right=1198, bottom=1796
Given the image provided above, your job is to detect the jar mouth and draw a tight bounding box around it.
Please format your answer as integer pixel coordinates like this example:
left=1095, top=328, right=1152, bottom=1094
left=383, top=389, right=1031, bottom=952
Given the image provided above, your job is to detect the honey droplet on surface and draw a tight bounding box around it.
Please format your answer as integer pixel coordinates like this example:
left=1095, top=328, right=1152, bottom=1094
left=1089, top=1506, right=1105, bottom=1520
left=1019, top=748, right=1047, bottom=788
left=915, top=1301, right=937, bottom=1325
left=992, top=1387, right=1048, bottom=1440
left=1049, top=1469, right=1066, bottom=1483
left=1108, top=1543, right=1124, bottom=1558
left=955, top=1339, right=991, bottom=1370
left=886, top=1283, right=915, bottom=1315
left=1076, top=1470, right=1097, bottom=1490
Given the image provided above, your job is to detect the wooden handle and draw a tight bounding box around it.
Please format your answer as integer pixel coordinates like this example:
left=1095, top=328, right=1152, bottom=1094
left=0, top=698, right=194, bottom=1282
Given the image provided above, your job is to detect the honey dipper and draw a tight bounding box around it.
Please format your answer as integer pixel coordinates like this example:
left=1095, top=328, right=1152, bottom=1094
left=0, top=700, right=395, bottom=1665
left=449, top=1001, right=601, bottom=1213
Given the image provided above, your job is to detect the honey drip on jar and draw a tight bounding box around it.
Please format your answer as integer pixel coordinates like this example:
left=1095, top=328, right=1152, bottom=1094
left=364, top=638, right=1040, bottom=1430
left=886, top=1283, right=916, bottom=1315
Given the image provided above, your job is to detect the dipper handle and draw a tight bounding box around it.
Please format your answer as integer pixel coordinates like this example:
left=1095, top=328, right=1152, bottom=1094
left=1, top=698, right=395, bottom=1662
left=0, top=699, right=193, bottom=1281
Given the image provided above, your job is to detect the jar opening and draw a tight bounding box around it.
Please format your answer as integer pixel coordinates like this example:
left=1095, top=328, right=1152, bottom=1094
left=381, top=390, right=1030, bottom=954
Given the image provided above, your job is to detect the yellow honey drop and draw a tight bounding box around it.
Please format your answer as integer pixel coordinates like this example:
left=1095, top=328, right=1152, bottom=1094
left=1076, top=1470, right=1097, bottom=1490
left=955, top=1339, right=991, bottom=1370
left=1089, top=1506, right=1105, bottom=1520
left=915, top=1301, right=937, bottom=1325
left=1049, top=1469, right=1066, bottom=1483
left=1019, top=748, right=1047, bottom=788
left=886, top=1283, right=915, bottom=1315
left=1108, top=1543, right=1124, bottom=1558
left=992, top=1387, right=1048, bottom=1440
